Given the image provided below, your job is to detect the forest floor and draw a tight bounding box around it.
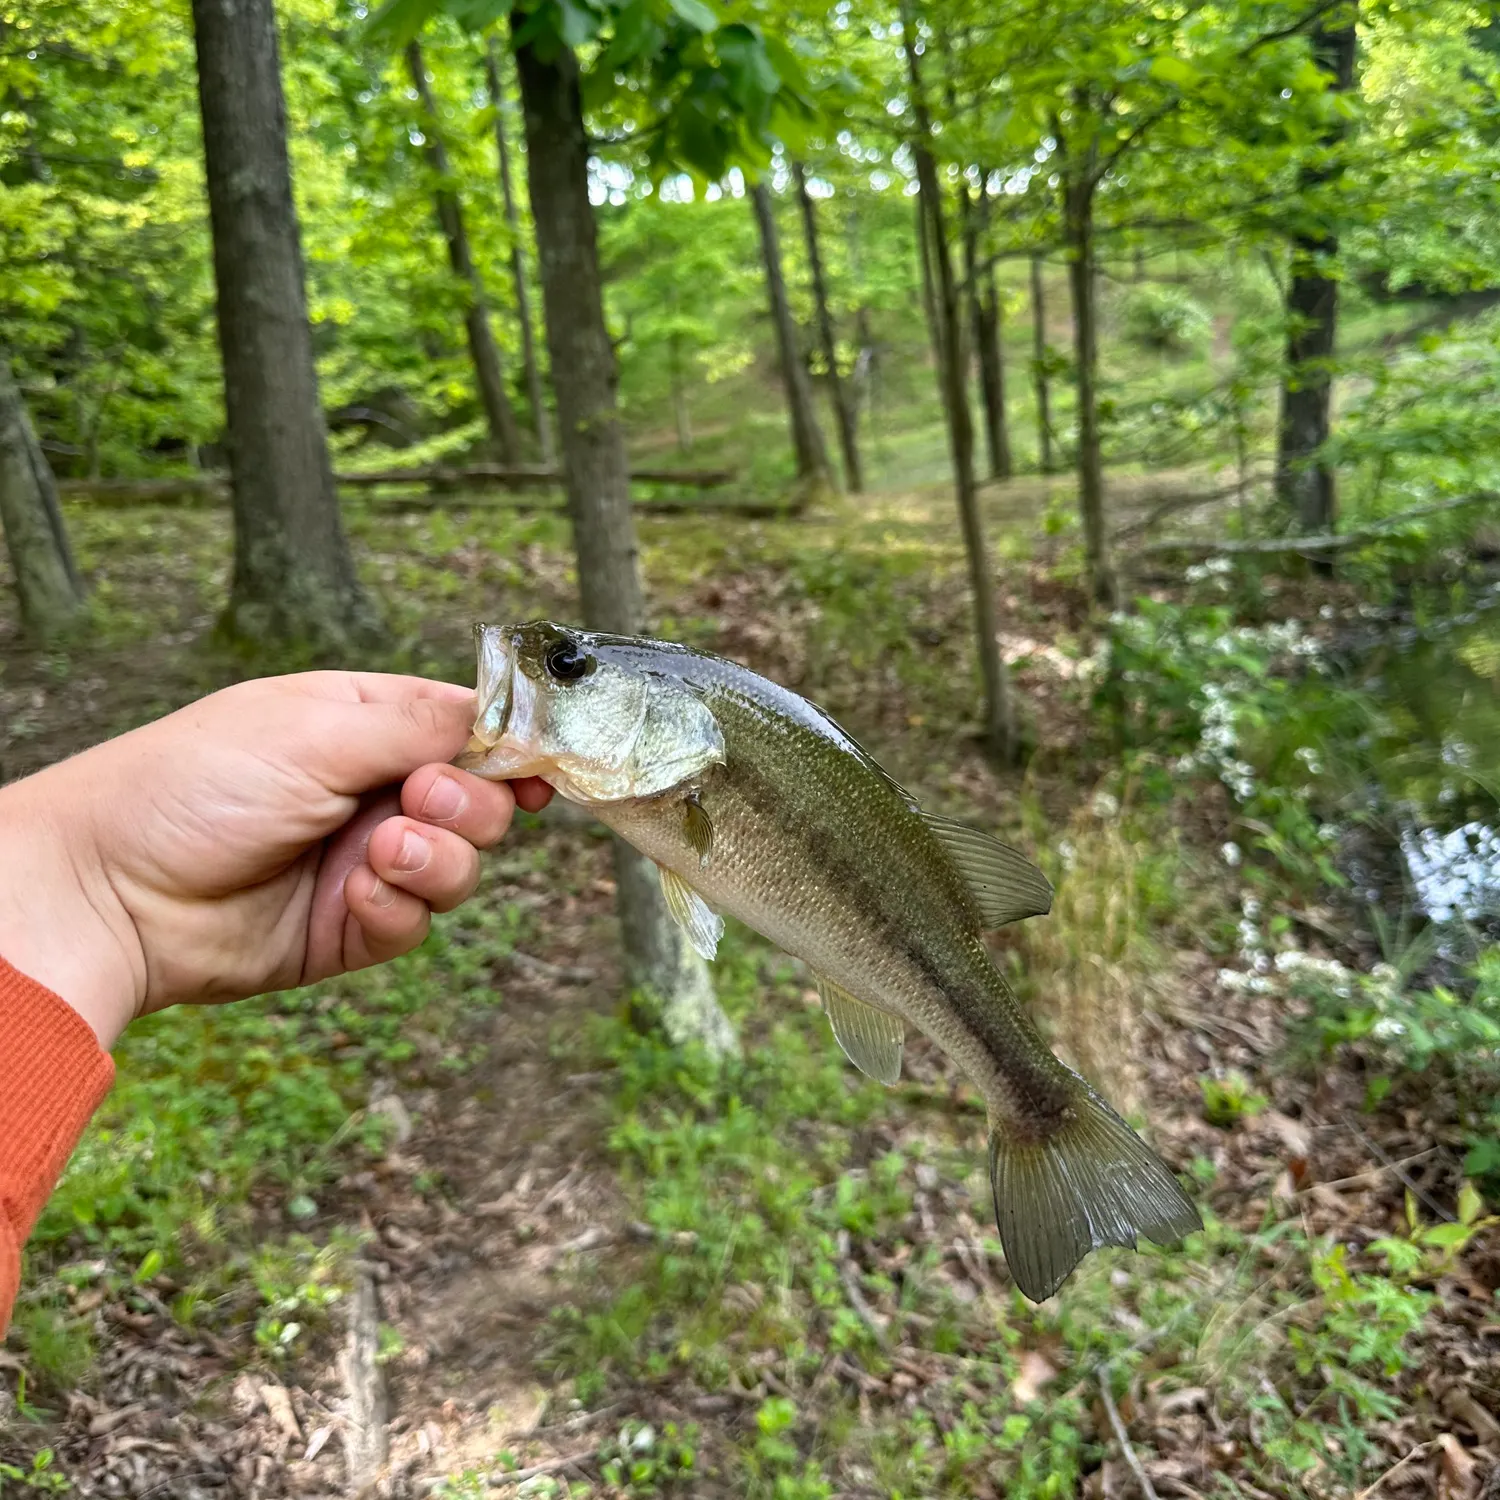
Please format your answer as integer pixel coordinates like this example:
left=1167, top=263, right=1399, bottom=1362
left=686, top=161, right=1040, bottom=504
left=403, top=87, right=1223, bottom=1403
left=2, top=469, right=1499, bottom=1500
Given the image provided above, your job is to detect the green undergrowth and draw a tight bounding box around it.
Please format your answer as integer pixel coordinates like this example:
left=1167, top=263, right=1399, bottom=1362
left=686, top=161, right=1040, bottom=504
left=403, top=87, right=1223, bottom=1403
left=514, top=923, right=1432, bottom=1498
left=9, top=894, right=530, bottom=1390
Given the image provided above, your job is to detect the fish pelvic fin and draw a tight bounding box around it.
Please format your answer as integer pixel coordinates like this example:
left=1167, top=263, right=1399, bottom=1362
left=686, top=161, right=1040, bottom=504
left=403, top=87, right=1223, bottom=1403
left=988, top=1080, right=1201, bottom=1303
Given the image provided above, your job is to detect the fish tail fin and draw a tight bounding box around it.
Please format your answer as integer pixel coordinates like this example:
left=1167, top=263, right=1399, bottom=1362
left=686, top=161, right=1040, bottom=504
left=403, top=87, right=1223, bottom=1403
left=988, top=1078, right=1202, bottom=1303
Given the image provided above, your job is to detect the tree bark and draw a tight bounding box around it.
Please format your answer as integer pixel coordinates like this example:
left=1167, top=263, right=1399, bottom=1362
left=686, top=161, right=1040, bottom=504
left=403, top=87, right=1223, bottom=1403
left=0, top=354, right=87, bottom=638
left=901, top=6, right=1017, bottom=763
left=484, top=35, right=552, bottom=466
left=791, top=162, right=862, bottom=494
left=1061, top=147, right=1116, bottom=606
left=1274, top=16, right=1357, bottom=552
left=511, top=17, right=734, bottom=1057
left=190, top=0, right=380, bottom=650
left=407, top=40, right=522, bottom=465
left=964, top=186, right=1011, bottom=482
left=1030, top=255, right=1054, bottom=474
left=750, top=182, right=832, bottom=491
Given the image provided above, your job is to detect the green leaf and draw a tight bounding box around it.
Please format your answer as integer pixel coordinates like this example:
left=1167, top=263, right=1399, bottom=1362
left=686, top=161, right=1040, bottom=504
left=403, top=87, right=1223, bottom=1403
left=715, top=23, right=779, bottom=103
left=364, top=0, right=438, bottom=45
left=1150, top=54, right=1197, bottom=89
left=1458, top=1181, right=1486, bottom=1227
left=556, top=0, right=601, bottom=49
left=667, top=0, right=718, bottom=34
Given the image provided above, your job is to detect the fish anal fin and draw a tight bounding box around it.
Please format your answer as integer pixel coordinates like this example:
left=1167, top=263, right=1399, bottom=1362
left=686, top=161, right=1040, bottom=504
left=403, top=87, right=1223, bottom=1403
left=817, top=976, right=904, bottom=1085
left=921, top=812, right=1053, bottom=928
left=658, top=865, right=723, bottom=961
left=987, top=1080, right=1202, bottom=1303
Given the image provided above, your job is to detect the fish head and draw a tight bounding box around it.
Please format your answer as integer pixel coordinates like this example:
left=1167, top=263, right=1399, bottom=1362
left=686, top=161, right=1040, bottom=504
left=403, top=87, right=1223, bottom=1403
left=454, top=620, right=725, bottom=805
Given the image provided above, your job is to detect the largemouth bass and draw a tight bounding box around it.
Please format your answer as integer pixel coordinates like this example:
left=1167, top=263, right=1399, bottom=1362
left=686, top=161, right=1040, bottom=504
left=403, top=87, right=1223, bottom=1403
left=456, top=620, right=1200, bottom=1301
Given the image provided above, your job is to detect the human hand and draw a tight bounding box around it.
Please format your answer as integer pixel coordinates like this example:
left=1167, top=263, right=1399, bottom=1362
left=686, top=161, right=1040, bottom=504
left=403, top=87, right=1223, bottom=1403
left=0, top=672, right=551, bottom=1049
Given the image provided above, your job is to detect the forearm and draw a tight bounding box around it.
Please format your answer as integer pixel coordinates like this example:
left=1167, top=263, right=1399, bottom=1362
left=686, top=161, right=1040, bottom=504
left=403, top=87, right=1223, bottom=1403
left=0, top=958, right=116, bottom=1333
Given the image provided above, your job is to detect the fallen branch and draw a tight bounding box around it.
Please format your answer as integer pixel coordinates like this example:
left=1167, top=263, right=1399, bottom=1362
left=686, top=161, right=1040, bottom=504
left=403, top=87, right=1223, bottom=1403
left=341, top=1265, right=389, bottom=1493
left=1135, top=492, right=1496, bottom=558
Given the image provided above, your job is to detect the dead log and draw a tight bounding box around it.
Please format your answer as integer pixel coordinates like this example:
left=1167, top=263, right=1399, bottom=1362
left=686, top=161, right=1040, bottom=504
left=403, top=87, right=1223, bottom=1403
left=59, top=463, right=739, bottom=506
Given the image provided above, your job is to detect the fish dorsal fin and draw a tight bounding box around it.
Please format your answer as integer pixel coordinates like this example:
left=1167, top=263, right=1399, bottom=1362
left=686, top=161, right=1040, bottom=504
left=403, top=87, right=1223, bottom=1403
left=658, top=865, right=723, bottom=961
left=920, top=812, right=1053, bottom=928
left=817, top=976, right=904, bottom=1085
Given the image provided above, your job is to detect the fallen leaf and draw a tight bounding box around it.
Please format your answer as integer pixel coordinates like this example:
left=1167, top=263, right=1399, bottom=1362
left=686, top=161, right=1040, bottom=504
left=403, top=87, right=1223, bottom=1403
left=1012, top=1349, right=1057, bottom=1404
left=1438, top=1432, right=1479, bottom=1500
left=259, top=1382, right=302, bottom=1441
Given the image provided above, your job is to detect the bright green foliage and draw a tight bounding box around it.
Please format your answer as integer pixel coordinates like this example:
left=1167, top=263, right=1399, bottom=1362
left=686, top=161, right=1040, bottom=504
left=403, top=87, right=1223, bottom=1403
left=368, top=0, right=818, bottom=184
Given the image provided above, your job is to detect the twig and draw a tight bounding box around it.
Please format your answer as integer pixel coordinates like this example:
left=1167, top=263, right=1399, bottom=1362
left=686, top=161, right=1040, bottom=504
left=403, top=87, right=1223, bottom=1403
left=1301, top=1148, right=1440, bottom=1197
left=1096, top=1364, right=1160, bottom=1500
left=1353, top=1441, right=1431, bottom=1499
left=1341, top=1116, right=1454, bottom=1222
left=525, top=1402, right=625, bottom=1438
left=838, top=1259, right=891, bottom=1345
left=487, top=1451, right=595, bottom=1488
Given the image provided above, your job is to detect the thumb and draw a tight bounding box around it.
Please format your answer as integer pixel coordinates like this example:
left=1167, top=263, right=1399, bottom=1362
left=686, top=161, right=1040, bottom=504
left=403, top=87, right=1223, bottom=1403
left=309, top=693, right=479, bottom=796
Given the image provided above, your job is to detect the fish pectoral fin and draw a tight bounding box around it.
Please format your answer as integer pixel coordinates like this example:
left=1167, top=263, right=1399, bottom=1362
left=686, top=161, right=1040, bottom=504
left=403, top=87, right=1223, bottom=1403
left=988, top=1080, right=1202, bottom=1304
left=817, top=976, right=904, bottom=1086
left=683, top=795, right=714, bottom=865
left=658, top=865, right=724, bottom=962
left=920, top=811, right=1054, bottom=927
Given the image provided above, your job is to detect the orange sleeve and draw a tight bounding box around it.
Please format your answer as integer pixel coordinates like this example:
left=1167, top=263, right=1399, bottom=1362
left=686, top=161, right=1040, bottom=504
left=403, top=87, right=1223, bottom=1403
left=0, top=957, right=114, bottom=1335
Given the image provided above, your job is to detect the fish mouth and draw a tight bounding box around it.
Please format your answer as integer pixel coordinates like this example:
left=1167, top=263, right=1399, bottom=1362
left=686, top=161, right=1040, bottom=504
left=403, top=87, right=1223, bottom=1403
left=471, top=623, right=511, bottom=748
left=453, top=623, right=549, bottom=780
left=453, top=624, right=516, bottom=772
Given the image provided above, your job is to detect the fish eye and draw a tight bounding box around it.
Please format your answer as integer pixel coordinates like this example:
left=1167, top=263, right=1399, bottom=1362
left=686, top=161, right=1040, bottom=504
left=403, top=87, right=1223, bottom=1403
left=543, top=639, right=592, bottom=682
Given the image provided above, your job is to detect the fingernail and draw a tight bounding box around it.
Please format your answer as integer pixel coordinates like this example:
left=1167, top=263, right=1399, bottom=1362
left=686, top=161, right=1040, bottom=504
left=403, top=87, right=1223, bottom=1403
left=368, top=877, right=397, bottom=908
left=420, top=774, right=467, bottom=822
left=395, top=831, right=430, bottom=873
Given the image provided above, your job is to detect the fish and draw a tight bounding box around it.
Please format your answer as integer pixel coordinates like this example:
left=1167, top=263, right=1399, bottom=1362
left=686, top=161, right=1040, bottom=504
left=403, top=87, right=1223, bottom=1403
left=455, top=619, right=1201, bottom=1301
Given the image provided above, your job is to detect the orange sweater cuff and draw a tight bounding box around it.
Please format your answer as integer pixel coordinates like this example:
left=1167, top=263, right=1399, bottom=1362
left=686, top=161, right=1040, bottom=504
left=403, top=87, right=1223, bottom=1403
left=0, top=956, right=115, bottom=1334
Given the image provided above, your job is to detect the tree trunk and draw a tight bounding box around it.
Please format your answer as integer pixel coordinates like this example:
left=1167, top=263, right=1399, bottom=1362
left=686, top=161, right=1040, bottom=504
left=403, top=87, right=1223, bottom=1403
left=511, top=17, right=734, bottom=1057
left=901, top=6, right=1017, bottom=763
left=1274, top=16, right=1357, bottom=552
left=1030, top=255, right=1054, bottom=474
left=749, top=182, right=832, bottom=491
left=190, top=0, right=380, bottom=650
left=791, top=162, right=862, bottom=494
left=917, top=192, right=945, bottom=375
left=407, top=40, right=522, bottom=465
left=964, top=186, right=1011, bottom=482
left=484, top=35, right=552, bottom=466
left=1062, top=165, right=1116, bottom=606
left=0, top=354, right=87, bottom=639
left=975, top=267, right=1011, bottom=481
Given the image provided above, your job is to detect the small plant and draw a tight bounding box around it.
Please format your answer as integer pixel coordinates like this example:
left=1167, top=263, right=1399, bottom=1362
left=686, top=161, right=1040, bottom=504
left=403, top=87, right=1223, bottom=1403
left=598, top=1419, right=698, bottom=1493
left=1119, top=283, right=1212, bottom=354
left=1199, top=1070, right=1268, bottom=1128
left=1371, top=1184, right=1500, bottom=1282
left=0, top=1449, right=70, bottom=1493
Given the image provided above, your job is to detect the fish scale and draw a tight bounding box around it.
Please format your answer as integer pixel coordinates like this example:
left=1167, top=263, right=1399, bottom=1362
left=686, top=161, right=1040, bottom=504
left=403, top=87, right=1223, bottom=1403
left=457, top=621, right=1202, bottom=1301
